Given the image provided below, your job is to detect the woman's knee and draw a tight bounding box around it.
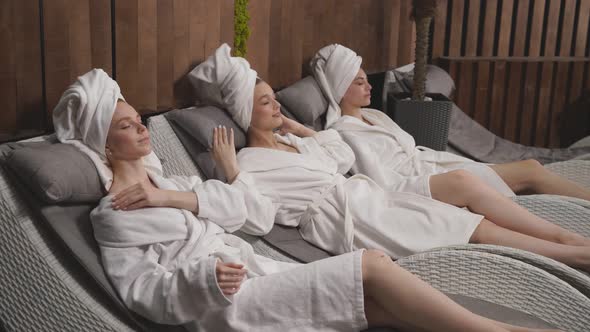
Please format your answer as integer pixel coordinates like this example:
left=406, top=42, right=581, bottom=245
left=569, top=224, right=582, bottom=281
left=469, top=219, right=496, bottom=244
left=518, top=159, right=546, bottom=189
left=432, top=170, right=483, bottom=202
left=362, top=249, right=393, bottom=281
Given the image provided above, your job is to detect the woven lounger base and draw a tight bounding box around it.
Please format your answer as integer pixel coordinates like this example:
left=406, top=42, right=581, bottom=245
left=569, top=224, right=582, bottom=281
left=397, top=249, right=590, bottom=331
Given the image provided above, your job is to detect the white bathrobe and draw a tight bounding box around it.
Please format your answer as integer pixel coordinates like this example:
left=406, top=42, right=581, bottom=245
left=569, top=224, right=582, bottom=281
left=330, top=108, right=515, bottom=198
left=91, top=171, right=367, bottom=332
left=237, top=129, right=483, bottom=259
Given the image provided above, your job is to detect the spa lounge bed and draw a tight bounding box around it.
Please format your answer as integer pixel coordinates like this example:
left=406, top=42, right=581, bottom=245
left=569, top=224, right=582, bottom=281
left=2, top=77, right=590, bottom=331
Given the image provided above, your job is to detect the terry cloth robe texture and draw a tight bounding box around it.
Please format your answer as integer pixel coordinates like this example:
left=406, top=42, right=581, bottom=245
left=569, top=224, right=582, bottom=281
left=331, top=108, right=515, bottom=198
left=237, top=129, right=483, bottom=259
left=91, top=172, right=367, bottom=332
left=52, top=68, right=162, bottom=190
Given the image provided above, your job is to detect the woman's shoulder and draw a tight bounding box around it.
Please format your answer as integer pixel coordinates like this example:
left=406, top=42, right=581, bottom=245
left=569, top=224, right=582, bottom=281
left=90, top=195, right=116, bottom=220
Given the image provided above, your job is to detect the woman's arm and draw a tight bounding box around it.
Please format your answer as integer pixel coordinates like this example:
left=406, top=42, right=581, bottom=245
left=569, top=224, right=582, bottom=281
left=111, top=183, right=199, bottom=212
left=112, top=174, right=248, bottom=233
left=101, top=245, right=245, bottom=325
left=230, top=171, right=279, bottom=236
left=278, top=115, right=316, bottom=137
left=279, top=116, right=355, bottom=173
left=211, top=126, right=278, bottom=235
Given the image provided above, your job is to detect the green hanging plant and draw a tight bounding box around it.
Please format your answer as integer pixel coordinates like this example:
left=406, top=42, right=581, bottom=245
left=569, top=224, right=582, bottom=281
left=234, top=0, right=250, bottom=57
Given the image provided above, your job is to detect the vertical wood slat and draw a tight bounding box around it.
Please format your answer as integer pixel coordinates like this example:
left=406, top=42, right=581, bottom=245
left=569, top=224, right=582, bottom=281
left=570, top=0, right=590, bottom=103
left=448, top=0, right=464, bottom=57
left=488, top=1, right=513, bottom=137
left=14, top=0, right=44, bottom=131
left=519, top=0, right=545, bottom=145
left=454, top=0, right=480, bottom=117
left=470, top=0, right=497, bottom=128
left=512, top=0, right=529, bottom=56
left=504, top=0, right=529, bottom=142
left=431, top=0, right=447, bottom=60
left=246, top=0, right=271, bottom=81
left=397, top=0, right=414, bottom=65
left=383, top=0, right=401, bottom=68
left=534, top=0, right=561, bottom=146
left=503, top=62, right=523, bottom=141
left=464, top=0, right=480, bottom=57
left=549, top=0, right=577, bottom=147
left=446, top=0, right=464, bottom=89
left=0, top=0, right=43, bottom=138
left=488, top=60, right=507, bottom=137
left=0, top=0, right=17, bottom=133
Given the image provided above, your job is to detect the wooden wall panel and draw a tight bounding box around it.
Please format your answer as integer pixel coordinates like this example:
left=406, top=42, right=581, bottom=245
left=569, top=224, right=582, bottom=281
left=0, top=0, right=43, bottom=141
left=2, top=0, right=589, bottom=145
left=43, top=0, right=111, bottom=124
left=116, top=0, right=234, bottom=113
left=249, top=0, right=415, bottom=88
left=246, top=0, right=271, bottom=82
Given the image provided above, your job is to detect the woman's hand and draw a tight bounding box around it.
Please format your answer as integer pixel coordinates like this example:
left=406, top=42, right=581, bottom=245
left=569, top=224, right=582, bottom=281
left=278, top=115, right=316, bottom=137
left=216, top=261, right=247, bottom=296
left=111, top=181, right=168, bottom=210
left=211, top=126, right=240, bottom=183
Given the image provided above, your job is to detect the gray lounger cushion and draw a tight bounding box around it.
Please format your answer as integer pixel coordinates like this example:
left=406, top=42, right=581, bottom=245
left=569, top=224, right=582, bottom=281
left=448, top=103, right=590, bottom=164
left=165, top=105, right=246, bottom=181
left=276, top=76, right=328, bottom=130
left=5, top=142, right=104, bottom=203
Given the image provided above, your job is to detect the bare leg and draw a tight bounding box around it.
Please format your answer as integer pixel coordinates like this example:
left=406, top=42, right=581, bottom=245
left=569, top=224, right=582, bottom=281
left=471, top=219, right=590, bottom=272
left=490, top=159, right=590, bottom=201
left=360, top=250, right=559, bottom=332
left=430, top=170, right=590, bottom=246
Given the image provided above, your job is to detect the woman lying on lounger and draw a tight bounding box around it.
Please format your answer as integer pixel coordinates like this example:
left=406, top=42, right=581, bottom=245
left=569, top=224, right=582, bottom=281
left=50, top=68, right=561, bottom=332
left=312, top=44, right=590, bottom=203
left=189, top=44, right=590, bottom=275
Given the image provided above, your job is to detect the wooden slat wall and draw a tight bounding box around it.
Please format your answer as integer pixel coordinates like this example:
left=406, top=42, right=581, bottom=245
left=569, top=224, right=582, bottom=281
left=1, top=0, right=589, bottom=146
left=114, top=0, right=235, bottom=113
left=1, top=0, right=417, bottom=142
left=0, top=0, right=43, bottom=141
left=247, top=0, right=416, bottom=89
left=433, top=0, right=590, bottom=147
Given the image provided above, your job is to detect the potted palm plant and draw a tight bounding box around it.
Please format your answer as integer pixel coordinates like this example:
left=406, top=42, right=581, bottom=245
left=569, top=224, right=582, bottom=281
left=388, top=0, right=452, bottom=151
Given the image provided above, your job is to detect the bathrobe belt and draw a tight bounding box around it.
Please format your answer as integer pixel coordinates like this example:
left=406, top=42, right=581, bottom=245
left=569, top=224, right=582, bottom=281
left=297, top=175, right=366, bottom=255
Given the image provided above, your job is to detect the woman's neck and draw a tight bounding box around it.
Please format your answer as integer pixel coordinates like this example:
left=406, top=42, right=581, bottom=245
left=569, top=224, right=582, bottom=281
left=247, top=127, right=281, bottom=149
left=340, top=104, right=363, bottom=121
left=109, top=159, right=150, bottom=194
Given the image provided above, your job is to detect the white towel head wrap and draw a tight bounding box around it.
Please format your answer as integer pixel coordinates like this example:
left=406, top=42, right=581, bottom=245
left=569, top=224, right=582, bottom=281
left=53, top=68, right=162, bottom=191
left=310, top=44, right=362, bottom=128
left=188, top=43, right=257, bottom=131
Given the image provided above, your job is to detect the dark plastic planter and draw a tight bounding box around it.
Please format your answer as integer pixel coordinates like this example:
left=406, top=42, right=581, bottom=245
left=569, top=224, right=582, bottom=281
left=387, top=92, right=452, bottom=151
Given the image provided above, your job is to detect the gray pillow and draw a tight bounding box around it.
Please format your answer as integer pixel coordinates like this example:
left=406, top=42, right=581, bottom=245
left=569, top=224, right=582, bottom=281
left=276, top=76, right=328, bottom=129
left=6, top=143, right=104, bottom=203
left=165, top=106, right=245, bottom=181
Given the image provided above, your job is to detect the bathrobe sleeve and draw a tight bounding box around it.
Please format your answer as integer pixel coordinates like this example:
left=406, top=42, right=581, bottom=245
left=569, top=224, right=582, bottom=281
left=167, top=175, right=248, bottom=233
left=229, top=171, right=279, bottom=236
left=101, top=244, right=230, bottom=325
left=310, top=129, right=356, bottom=174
